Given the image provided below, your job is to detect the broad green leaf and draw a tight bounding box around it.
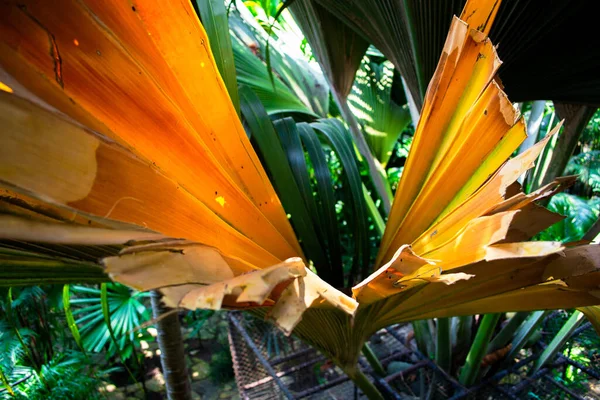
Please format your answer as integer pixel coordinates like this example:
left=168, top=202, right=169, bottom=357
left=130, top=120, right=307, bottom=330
left=273, top=117, right=340, bottom=285
left=232, top=35, right=315, bottom=116
left=297, top=123, right=343, bottom=276
left=537, top=193, right=600, bottom=243
left=101, top=283, right=138, bottom=383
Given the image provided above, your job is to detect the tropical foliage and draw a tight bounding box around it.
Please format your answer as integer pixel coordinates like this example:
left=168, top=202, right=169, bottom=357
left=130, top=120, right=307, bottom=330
left=0, top=286, right=108, bottom=399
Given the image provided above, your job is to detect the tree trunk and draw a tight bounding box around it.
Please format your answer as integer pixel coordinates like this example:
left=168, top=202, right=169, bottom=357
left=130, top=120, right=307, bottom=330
left=536, top=102, right=596, bottom=189
left=151, top=291, right=192, bottom=400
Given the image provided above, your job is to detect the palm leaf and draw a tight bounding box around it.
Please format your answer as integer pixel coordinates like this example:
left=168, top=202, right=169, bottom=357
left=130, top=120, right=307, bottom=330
left=314, top=0, right=600, bottom=106
left=311, top=119, right=371, bottom=282
left=1, top=2, right=599, bottom=396
left=288, top=0, right=368, bottom=100
left=287, top=0, right=394, bottom=212
left=232, top=34, right=317, bottom=116
left=195, top=0, right=240, bottom=114
left=229, top=2, right=329, bottom=117
left=348, top=57, right=411, bottom=166
left=537, top=193, right=600, bottom=243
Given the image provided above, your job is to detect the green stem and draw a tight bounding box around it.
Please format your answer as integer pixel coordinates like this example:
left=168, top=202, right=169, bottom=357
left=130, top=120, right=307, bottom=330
left=487, top=312, right=529, bottom=353
left=347, top=367, right=385, bottom=400
left=534, top=311, right=583, bottom=373
left=362, top=343, right=386, bottom=377
left=362, top=183, right=385, bottom=237
left=459, top=313, right=501, bottom=387
left=412, top=320, right=434, bottom=358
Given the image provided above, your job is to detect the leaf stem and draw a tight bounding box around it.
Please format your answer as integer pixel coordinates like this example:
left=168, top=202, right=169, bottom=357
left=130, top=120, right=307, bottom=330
left=345, top=366, right=385, bottom=400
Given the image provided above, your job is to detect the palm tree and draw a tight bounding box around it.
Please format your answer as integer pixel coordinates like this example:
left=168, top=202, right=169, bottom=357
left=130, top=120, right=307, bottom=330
left=0, top=0, right=599, bottom=398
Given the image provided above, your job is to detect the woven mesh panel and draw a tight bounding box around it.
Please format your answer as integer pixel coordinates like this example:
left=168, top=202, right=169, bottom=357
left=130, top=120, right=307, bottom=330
left=228, top=313, right=374, bottom=399
left=227, top=311, right=599, bottom=399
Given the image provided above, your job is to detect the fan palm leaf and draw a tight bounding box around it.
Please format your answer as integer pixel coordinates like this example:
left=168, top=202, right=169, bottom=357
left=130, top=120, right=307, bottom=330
left=0, top=1, right=599, bottom=397
left=312, top=0, right=600, bottom=106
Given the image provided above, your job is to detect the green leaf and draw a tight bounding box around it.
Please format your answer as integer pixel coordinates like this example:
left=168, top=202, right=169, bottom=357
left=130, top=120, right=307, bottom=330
left=566, top=150, right=600, bottom=194
left=297, top=122, right=343, bottom=274
left=537, top=193, right=600, bottom=243
left=239, top=86, right=331, bottom=278
left=274, top=117, right=339, bottom=284
left=362, top=183, right=385, bottom=237
left=263, top=0, right=300, bottom=92
left=5, top=288, right=42, bottom=376
left=195, top=0, right=240, bottom=115
left=101, top=283, right=138, bottom=383
left=0, top=365, right=15, bottom=396
left=311, top=119, right=370, bottom=282
left=0, top=246, right=110, bottom=287
left=349, top=58, right=411, bottom=166
left=232, top=35, right=316, bottom=116
left=504, top=311, right=549, bottom=366
left=229, top=5, right=328, bottom=116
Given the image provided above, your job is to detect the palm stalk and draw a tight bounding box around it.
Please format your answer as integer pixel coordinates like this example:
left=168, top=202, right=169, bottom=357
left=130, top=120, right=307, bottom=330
left=503, top=311, right=549, bottom=367
left=459, top=313, right=501, bottom=386
left=345, top=367, right=384, bottom=400
left=487, top=312, right=530, bottom=353
left=534, top=311, right=584, bottom=373
left=362, top=343, right=386, bottom=377
left=151, top=292, right=192, bottom=400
